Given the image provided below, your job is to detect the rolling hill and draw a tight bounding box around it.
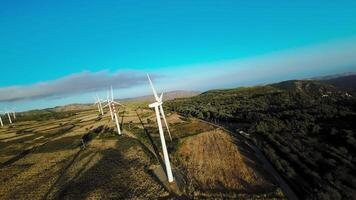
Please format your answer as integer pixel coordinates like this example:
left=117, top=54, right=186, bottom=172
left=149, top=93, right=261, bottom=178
left=21, top=90, right=200, bottom=114
left=321, top=74, right=356, bottom=91
left=167, top=79, right=356, bottom=200
left=120, top=90, right=200, bottom=102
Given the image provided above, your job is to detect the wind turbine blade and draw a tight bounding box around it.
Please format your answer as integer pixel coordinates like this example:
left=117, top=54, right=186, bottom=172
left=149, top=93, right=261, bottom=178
left=159, top=105, right=172, bottom=141
left=111, top=86, right=114, bottom=101
left=147, top=74, right=159, bottom=101
left=113, top=102, right=125, bottom=107
left=160, top=93, right=163, bottom=101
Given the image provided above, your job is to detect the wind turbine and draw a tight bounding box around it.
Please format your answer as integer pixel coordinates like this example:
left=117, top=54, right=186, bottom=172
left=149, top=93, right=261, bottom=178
left=9, top=107, right=16, bottom=119
left=4, top=109, right=12, bottom=124
left=147, top=75, right=172, bottom=141
left=93, top=95, right=104, bottom=115
left=93, top=96, right=101, bottom=113
left=104, top=86, right=124, bottom=135
left=103, top=88, right=114, bottom=121
left=147, top=74, right=174, bottom=183
left=0, top=112, right=4, bottom=127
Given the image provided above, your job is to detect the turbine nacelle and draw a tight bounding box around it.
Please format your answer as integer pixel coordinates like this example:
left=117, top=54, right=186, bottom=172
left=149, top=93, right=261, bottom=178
left=149, top=101, right=163, bottom=108
left=158, top=93, right=163, bottom=102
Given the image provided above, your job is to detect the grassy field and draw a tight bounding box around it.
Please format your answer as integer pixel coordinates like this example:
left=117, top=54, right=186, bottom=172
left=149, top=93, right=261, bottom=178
left=0, top=102, right=286, bottom=199
left=175, top=129, right=283, bottom=198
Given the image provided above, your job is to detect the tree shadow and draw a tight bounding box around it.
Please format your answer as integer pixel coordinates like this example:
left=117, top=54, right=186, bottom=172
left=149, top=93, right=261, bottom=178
left=42, top=148, right=84, bottom=199
left=0, top=148, right=34, bottom=168
left=0, top=134, right=43, bottom=150
left=0, top=134, right=80, bottom=168
left=35, top=135, right=82, bottom=154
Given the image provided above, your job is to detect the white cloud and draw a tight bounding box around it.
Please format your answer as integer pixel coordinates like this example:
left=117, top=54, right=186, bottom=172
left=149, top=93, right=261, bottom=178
left=0, top=70, right=150, bottom=102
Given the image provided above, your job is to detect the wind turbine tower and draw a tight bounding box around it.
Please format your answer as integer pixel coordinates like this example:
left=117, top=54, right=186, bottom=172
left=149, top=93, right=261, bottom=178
left=94, top=99, right=101, bottom=113
left=108, top=87, right=124, bottom=135
left=105, top=88, right=114, bottom=121
left=10, top=107, right=16, bottom=119
left=147, top=74, right=174, bottom=183
left=0, top=113, right=3, bottom=127
left=5, top=110, right=12, bottom=124
left=94, top=95, right=104, bottom=115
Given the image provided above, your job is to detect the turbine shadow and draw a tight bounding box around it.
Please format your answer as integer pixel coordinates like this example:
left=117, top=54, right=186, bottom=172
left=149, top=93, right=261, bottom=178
left=135, top=110, right=166, bottom=173
left=120, top=109, right=125, bottom=131
left=42, top=148, right=83, bottom=200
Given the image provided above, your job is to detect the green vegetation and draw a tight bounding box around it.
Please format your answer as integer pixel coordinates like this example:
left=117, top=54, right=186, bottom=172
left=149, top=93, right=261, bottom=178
left=167, top=80, right=356, bottom=200
left=16, top=109, right=79, bottom=122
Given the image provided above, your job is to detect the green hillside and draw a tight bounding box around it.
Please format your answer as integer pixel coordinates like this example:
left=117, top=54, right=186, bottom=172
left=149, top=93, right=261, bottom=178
left=166, top=80, right=356, bottom=200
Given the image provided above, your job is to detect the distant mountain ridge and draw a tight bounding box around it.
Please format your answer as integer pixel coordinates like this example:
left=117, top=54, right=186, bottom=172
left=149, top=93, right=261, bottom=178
left=51, top=103, right=93, bottom=112
left=120, top=90, right=200, bottom=102
left=320, top=74, right=356, bottom=92
left=23, top=72, right=356, bottom=113
left=48, top=90, right=200, bottom=112
left=271, top=80, right=338, bottom=95
left=197, top=75, right=355, bottom=101
left=307, top=72, right=356, bottom=91
left=309, top=72, right=356, bottom=81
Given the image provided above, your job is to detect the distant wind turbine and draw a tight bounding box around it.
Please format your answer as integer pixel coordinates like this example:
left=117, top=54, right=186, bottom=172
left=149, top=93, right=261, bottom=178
left=147, top=74, right=174, bottom=183
left=104, top=88, right=114, bottom=121
left=93, top=97, right=101, bottom=113
left=0, top=112, right=4, bottom=127
left=10, top=107, right=16, bottom=119
left=105, top=86, right=124, bottom=135
left=93, top=95, right=104, bottom=115
left=4, top=109, right=12, bottom=124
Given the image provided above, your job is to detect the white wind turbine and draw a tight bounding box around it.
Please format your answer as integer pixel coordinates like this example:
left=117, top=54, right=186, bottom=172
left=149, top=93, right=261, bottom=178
left=93, top=95, right=104, bottom=115
left=94, top=97, right=101, bottom=113
left=104, top=88, right=114, bottom=121
left=0, top=111, right=4, bottom=127
left=10, top=107, right=16, bottom=119
left=4, top=109, right=13, bottom=124
left=147, top=74, right=174, bottom=183
left=105, top=86, right=124, bottom=135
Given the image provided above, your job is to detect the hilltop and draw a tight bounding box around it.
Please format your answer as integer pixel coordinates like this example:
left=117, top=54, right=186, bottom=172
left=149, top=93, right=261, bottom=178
left=167, top=78, right=356, bottom=200
left=321, top=74, right=356, bottom=91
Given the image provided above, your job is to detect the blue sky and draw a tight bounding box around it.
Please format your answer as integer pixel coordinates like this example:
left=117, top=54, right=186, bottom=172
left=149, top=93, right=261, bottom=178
left=0, top=0, right=356, bottom=111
